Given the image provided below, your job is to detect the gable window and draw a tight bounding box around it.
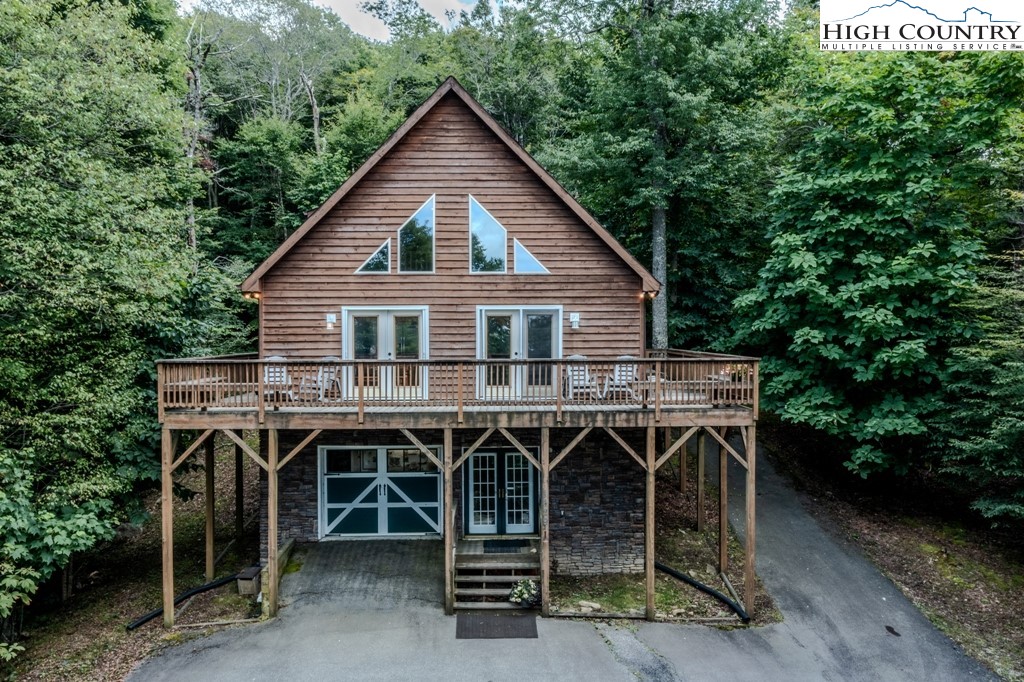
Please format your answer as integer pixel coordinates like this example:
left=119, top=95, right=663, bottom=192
left=469, top=196, right=506, bottom=273
left=398, top=196, right=435, bottom=273
left=356, top=239, right=390, bottom=274
left=513, top=238, right=549, bottom=274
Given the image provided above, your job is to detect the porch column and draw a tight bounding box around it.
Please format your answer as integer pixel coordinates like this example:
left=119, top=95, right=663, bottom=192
left=235, top=430, right=244, bottom=543
left=719, top=426, right=729, bottom=573
left=160, top=427, right=177, bottom=627
left=744, top=425, right=757, bottom=612
left=205, top=434, right=216, bottom=581
left=645, top=426, right=656, bottom=621
left=697, top=431, right=706, bottom=532
left=267, top=428, right=280, bottom=617
left=443, top=428, right=454, bottom=615
left=540, top=427, right=551, bottom=617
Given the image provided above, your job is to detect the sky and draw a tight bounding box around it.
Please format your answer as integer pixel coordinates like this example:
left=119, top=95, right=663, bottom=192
left=176, top=1, right=479, bottom=41
left=324, top=0, right=476, bottom=41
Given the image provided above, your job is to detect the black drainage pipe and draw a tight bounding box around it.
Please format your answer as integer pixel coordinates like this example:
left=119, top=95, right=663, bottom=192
left=654, top=561, right=750, bottom=624
left=126, top=574, right=239, bottom=631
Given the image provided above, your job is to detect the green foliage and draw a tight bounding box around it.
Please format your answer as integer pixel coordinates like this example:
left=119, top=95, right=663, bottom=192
left=735, top=41, right=1024, bottom=475
left=935, top=260, right=1024, bottom=521
left=0, top=0, right=193, bottom=644
left=536, top=0, right=787, bottom=348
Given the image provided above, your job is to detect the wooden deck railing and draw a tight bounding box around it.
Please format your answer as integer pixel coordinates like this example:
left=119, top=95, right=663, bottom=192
left=157, top=352, right=758, bottom=424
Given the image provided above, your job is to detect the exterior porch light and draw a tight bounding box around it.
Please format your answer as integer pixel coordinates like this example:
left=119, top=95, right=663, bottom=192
left=326, top=313, right=337, bottom=330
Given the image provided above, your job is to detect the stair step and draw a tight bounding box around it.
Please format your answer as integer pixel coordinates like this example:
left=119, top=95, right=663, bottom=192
left=455, top=559, right=539, bottom=570
left=455, top=588, right=515, bottom=597
left=454, top=601, right=529, bottom=610
left=455, top=574, right=533, bottom=583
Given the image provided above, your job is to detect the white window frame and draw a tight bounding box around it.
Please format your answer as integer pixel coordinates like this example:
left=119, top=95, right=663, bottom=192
left=355, top=238, right=391, bottom=275
left=397, top=194, right=436, bottom=274
left=468, top=194, right=508, bottom=275
left=513, top=237, right=550, bottom=275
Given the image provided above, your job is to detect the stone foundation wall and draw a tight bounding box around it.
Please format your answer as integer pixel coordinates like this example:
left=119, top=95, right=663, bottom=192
left=259, top=428, right=647, bottom=575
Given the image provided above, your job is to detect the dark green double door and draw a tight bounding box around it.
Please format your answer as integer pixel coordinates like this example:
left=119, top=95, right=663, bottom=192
left=321, top=446, right=442, bottom=537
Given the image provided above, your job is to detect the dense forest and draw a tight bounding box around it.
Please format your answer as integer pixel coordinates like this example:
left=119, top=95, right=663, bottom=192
left=1, top=0, right=1022, bottom=660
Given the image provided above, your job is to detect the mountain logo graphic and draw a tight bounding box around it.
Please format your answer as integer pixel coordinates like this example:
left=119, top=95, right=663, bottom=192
left=832, top=1, right=1017, bottom=24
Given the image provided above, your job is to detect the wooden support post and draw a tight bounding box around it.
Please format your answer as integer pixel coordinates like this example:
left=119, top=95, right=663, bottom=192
left=160, top=427, right=178, bottom=627
left=744, top=424, right=757, bottom=614
left=697, top=431, right=706, bottom=532
left=234, top=431, right=244, bottom=543
left=719, top=427, right=729, bottom=573
left=267, top=429, right=280, bottom=617
left=680, top=432, right=688, bottom=496
left=540, top=427, right=551, bottom=617
left=443, top=428, right=454, bottom=615
left=204, top=433, right=215, bottom=581
left=645, top=426, right=656, bottom=621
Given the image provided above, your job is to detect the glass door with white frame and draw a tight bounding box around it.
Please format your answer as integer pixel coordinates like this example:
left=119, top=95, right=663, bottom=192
left=345, top=308, right=426, bottom=399
left=477, top=308, right=559, bottom=400
left=466, top=451, right=536, bottom=535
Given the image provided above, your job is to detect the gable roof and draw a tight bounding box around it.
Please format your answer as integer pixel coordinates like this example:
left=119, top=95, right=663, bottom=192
left=241, top=76, right=661, bottom=294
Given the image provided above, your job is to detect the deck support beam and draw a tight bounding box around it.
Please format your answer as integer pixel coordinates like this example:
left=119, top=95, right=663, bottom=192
left=266, top=429, right=280, bottom=617
left=744, top=424, right=757, bottom=613
left=443, top=428, right=454, bottom=615
left=235, top=431, right=244, bottom=543
left=719, top=426, right=729, bottom=572
left=697, top=431, right=706, bottom=532
left=160, top=427, right=179, bottom=627
left=205, top=433, right=216, bottom=581
left=645, top=426, right=656, bottom=621
left=540, top=427, right=551, bottom=617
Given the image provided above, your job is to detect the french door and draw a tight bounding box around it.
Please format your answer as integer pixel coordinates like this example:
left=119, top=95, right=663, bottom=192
left=320, top=446, right=442, bottom=537
left=478, top=308, right=559, bottom=399
left=344, top=307, right=426, bottom=398
left=466, top=451, right=536, bottom=535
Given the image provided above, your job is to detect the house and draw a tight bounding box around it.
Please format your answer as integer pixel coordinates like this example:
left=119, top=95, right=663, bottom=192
left=156, top=77, right=759, bottom=626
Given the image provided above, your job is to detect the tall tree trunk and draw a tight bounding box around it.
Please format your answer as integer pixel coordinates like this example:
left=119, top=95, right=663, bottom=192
left=302, top=75, right=323, bottom=156
left=651, top=202, right=668, bottom=349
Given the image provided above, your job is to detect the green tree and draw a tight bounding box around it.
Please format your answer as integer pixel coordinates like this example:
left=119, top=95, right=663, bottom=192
left=0, top=0, right=191, bottom=656
left=537, top=0, right=785, bottom=348
left=735, top=42, right=1024, bottom=475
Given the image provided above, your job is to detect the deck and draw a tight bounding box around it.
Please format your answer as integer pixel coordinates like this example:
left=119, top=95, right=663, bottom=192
left=157, top=351, right=759, bottom=430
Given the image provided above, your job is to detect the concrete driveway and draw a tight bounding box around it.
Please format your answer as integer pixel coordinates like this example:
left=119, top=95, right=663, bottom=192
left=129, top=446, right=994, bottom=681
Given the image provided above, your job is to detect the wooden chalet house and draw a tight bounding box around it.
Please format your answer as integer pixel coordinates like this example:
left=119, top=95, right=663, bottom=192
left=156, top=77, right=760, bottom=625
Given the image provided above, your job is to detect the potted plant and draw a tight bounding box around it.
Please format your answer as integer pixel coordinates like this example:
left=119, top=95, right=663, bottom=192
left=508, top=578, right=540, bottom=608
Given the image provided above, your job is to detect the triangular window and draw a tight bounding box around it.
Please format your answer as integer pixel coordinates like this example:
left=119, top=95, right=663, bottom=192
left=514, top=238, right=549, bottom=274
left=398, top=196, right=435, bottom=273
left=356, top=239, right=390, bottom=273
left=470, top=196, right=506, bottom=273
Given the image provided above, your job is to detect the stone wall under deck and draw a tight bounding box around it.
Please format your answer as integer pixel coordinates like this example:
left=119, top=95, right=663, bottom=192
left=258, top=428, right=647, bottom=575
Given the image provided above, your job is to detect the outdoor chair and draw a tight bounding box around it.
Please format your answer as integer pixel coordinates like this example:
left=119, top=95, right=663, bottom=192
left=564, top=354, right=601, bottom=401
left=602, top=355, right=640, bottom=401
left=263, top=355, right=295, bottom=402
left=316, top=356, right=342, bottom=401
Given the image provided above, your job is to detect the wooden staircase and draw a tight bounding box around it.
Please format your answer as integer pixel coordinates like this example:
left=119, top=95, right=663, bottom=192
left=454, top=550, right=540, bottom=611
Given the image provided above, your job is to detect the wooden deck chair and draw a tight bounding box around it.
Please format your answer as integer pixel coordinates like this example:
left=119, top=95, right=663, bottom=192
left=603, top=355, right=640, bottom=400
left=263, top=356, right=295, bottom=402
left=564, top=354, right=601, bottom=400
left=317, top=356, right=342, bottom=400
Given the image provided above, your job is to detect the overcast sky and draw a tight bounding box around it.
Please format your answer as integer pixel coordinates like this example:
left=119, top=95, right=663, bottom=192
left=176, top=1, right=479, bottom=41
left=324, top=0, right=476, bottom=41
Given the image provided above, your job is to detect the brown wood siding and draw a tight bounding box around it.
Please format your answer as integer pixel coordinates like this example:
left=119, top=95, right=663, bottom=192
left=260, top=93, right=645, bottom=359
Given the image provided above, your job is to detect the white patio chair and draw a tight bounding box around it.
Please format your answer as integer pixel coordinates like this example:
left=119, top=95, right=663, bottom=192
left=564, top=354, right=601, bottom=400
left=317, top=356, right=342, bottom=401
left=603, top=355, right=640, bottom=401
left=263, top=356, right=295, bottom=402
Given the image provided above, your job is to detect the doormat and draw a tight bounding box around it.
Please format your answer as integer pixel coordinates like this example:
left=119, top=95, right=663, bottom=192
left=483, top=539, right=529, bottom=554
left=456, top=613, right=538, bottom=639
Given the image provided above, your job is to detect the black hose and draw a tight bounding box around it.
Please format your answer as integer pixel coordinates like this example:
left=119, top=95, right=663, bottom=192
left=126, top=574, right=240, bottom=630
left=654, top=561, right=750, bottom=623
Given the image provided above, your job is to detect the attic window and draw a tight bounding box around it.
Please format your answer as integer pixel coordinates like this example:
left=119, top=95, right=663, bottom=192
left=469, top=196, right=506, bottom=273
left=357, top=239, right=390, bottom=273
left=398, top=196, right=435, bottom=273
left=514, top=238, right=549, bottom=274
